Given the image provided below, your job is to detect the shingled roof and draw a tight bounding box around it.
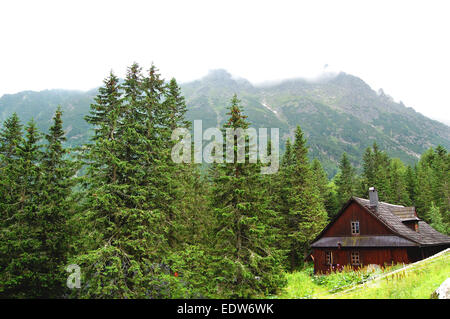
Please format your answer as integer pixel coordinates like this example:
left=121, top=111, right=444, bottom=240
left=311, top=197, right=450, bottom=248
left=353, top=197, right=450, bottom=246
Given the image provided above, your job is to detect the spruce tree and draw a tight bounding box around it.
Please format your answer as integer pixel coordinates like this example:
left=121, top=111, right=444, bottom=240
left=405, top=165, right=417, bottom=206
left=270, top=139, right=295, bottom=269
left=430, top=146, right=449, bottom=215
left=286, top=126, right=328, bottom=270
left=386, top=158, right=411, bottom=205
left=415, top=146, right=449, bottom=230
left=162, top=77, right=214, bottom=250
left=362, top=146, right=375, bottom=188
left=210, top=95, right=285, bottom=297
left=0, top=120, right=44, bottom=297
left=428, top=202, right=448, bottom=235
left=311, top=158, right=339, bottom=219
left=85, top=71, right=123, bottom=142
left=0, top=113, right=24, bottom=226
left=361, top=142, right=390, bottom=200
left=164, top=77, right=190, bottom=130
left=335, top=152, right=357, bottom=206
left=141, top=66, right=183, bottom=250
left=75, top=64, right=164, bottom=298
left=0, top=112, right=23, bottom=161
left=74, top=63, right=204, bottom=298
left=311, top=159, right=329, bottom=204
left=0, top=114, right=24, bottom=294
left=37, top=107, right=79, bottom=297
left=415, top=160, right=435, bottom=221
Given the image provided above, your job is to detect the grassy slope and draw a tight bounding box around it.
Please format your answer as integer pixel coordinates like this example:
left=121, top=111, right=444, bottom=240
left=276, top=249, right=449, bottom=299
left=334, top=250, right=450, bottom=299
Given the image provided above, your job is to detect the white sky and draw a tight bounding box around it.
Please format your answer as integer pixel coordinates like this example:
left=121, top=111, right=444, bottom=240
left=0, top=0, right=449, bottom=124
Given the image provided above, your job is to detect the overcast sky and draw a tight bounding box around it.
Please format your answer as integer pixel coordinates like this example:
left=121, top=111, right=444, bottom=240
left=1, top=0, right=449, bottom=124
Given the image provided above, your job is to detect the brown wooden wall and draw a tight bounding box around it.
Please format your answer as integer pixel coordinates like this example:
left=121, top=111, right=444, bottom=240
left=310, top=200, right=450, bottom=274
left=322, top=202, right=392, bottom=237
left=312, top=247, right=409, bottom=274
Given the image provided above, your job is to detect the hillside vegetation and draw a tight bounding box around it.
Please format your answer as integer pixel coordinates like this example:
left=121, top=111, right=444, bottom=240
left=277, top=249, right=450, bottom=299
left=1, top=70, right=449, bottom=176
left=0, top=63, right=448, bottom=298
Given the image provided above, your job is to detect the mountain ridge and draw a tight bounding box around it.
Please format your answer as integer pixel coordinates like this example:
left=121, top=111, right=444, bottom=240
left=181, top=69, right=449, bottom=175
left=0, top=70, right=448, bottom=176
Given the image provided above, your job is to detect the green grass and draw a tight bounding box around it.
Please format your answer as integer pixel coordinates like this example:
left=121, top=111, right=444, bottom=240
left=276, top=268, right=329, bottom=299
left=334, top=251, right=450, bottom=299
left=276, top=250, right=450, bottom=299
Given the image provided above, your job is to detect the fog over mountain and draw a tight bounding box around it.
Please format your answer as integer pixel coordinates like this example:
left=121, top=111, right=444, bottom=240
left=1, top=70, right=448, bottom=176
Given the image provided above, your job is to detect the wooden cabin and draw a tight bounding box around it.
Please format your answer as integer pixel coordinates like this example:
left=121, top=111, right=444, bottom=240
left=310, top=188, right=450, bottom=274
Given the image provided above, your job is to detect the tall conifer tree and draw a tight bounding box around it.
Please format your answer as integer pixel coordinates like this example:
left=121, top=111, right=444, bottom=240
left=287, top=126, right=328, bottom=270
left=335, top=152, right=357, bottom=206
left=0, top=113, right=23, bottom=161
left=37, top=107, right=79, bottom=297
left=74, top=63, right=203, bottom=298
left=0, top=120, right=44, bottom=297
left=210, top=95, right=285, bottom=297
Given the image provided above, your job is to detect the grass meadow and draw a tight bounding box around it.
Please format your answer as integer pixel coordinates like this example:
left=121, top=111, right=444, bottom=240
left=275, top=250, right=449, bottom=299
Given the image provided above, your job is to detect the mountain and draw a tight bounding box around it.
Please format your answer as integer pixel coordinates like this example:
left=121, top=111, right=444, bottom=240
left=182, top=70, right=449, bottom=175
left=0, top=70, right=449, bottom=176
left=0, top=89, right=97, bottom=147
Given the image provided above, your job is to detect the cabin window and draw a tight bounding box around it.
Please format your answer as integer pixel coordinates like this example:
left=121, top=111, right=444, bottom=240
left=325, top=251, right=332, bottom=265
left=351, top=251, right=360, bottom=265
left=351, top=221, right=360, bottom=235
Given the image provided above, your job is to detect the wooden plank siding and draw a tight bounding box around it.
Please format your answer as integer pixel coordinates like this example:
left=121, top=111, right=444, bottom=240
left=311, top=201, right=410, bottom=274
left=310, top=197, right=450, bottom=274
left=312, top=247, right=409, bottom=274
left=322, top=202, right=392, bottom=237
